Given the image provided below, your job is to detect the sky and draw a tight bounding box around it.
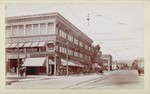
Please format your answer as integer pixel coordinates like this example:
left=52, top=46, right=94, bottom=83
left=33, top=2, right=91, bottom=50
left=5, top=2, right=144, bottom=61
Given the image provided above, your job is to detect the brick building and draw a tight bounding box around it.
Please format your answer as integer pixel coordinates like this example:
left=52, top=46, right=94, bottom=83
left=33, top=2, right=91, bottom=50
left=5, top=12, right=93, bottom=75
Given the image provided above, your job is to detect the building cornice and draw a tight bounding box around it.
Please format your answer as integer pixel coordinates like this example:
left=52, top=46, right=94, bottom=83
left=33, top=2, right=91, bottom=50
left=6, top=12, right=93, bottom=44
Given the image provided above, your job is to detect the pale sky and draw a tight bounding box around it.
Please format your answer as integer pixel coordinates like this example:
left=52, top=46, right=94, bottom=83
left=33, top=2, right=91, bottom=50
left=5, top=2, right=144, bottom=61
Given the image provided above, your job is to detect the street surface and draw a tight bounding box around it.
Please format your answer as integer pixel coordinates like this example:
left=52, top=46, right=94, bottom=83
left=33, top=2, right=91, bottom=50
left=6, top=70, right=144, bottom=89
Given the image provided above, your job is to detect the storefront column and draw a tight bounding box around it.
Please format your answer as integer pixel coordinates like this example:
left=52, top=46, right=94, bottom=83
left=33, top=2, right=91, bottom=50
left=108, top=58, right=110, bottom=71
left=54, top=55, right=57, bottom=76
left=46, top=57, right=49, bottom=75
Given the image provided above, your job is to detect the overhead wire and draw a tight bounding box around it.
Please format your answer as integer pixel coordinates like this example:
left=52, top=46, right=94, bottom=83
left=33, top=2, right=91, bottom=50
left=63, top=3, right=139, bottom=61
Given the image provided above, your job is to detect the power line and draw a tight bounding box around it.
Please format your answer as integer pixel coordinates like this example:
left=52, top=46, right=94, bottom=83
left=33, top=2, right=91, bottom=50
left=78, top=4, right=143, bottom=31
left=64, top=3, right=98, bottom=41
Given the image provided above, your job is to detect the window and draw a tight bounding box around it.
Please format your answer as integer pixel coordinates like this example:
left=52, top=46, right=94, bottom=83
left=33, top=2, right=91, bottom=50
left=59, top=46, right=62, bottom=53
left=26, top=25, right=32, bottom=36
left=40, top=47, right=46, bottom=52
left=79, top=53, right=82, bottom=58
left=12, top=26, right=17, bottom=36
left=74, top=38, right=78, bottom=45
left=85, top=45, right=88, bottom=49
left=33, top=48, right=39, bottom=52
left=47, top=43, right=54, bottom=50
left=40, top=23, right=46, bottom=35
left=89, top=46, right=91, bottom=51
left=74, top=51, right=78, bottom=57
left=18, top=25, right=24, bottom=36
left=19, top=48, right=24, bottom=53
left=79, top=41, right=83, bottom=47
left=47, top=23, right=54, bottom=34
left=26, top=48, right=32, bottom=52
left=68, top=34, right=73, bottom=42
left=6, top=26, right=11, bottom=37
left=33, top=24, right=39, bottom=35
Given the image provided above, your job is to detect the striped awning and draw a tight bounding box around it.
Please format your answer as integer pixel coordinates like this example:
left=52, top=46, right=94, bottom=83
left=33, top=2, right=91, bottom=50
left=38, top=42, right=46, bottom=47
left=30, top=42, right=39, bottom=47
left=61, top=59, right=84, bottom=67
left=9, top=43, right=18, bottom=48
left=24, top=43, right=32, bottom=47
left=5, top=44, right=11, bottom=48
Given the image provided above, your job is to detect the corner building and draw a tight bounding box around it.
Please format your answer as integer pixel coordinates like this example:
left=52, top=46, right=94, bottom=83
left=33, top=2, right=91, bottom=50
left=5, top=12, right=93, bottom=76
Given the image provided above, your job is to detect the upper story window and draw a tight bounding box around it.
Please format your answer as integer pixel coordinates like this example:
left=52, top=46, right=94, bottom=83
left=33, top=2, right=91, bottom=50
left=18, top=25, right=24, bottom=36
left=68, top=34, right=73, bottom=42
left=79, top=53, right=82, bottom=58
left=26, top=25, right=32, bottom=36
left=33, top=24, right=39, bottom=35
left=47, top=23, right=54, bottom=34
left=74, top=38, right=78, bottom=45
left=59, top=29, right=66, bottom=39
left=40, top=23, right=46, bottom=35
left=74, top=51, right=78, bottom=57
left=79, top=41, right=83, bottom=47
left=85, top=44, right=88, bottom=50
left=6, top=26, right=11, bottom=37
left=12, top=26, right=17, bottom=37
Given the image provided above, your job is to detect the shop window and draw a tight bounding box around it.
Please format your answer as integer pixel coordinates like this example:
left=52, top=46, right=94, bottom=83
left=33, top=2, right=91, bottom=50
left=40, top=47, right=46, bottom=52
left=33, top=48, right=39, bottom=52
left=26, top=48, right=32, bottom=52
left=47, top=43, right=54, bottom=50
left=6, top=49, right=13, bottom=53
left=19, top=48, right=24, bottom=53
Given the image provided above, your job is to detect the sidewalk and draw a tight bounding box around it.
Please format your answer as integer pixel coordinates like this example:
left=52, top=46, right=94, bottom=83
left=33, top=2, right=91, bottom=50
left=6, top=70, right=121, bottom=85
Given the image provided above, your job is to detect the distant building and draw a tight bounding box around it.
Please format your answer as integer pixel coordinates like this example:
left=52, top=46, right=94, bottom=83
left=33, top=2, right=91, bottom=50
left=5, top=12, right=93, bottom=75
left=101, top=54, right=112, bottom=71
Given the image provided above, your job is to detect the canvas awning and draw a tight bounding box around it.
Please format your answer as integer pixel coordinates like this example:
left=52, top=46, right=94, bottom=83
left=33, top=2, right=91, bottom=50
left=95, top=63, right=101, bottom=68
left=61, top=59, right=84, bottom=67
left=9, top=43, right=18, bottom=48
left=30, top=42, right=39, bottom=47
left=38, top=42, right=46, bottom=47
left=24, top=43, right=32, bottom=47
left=18, top=43, right=24, bottom=47
left=5, top=44, right=11, bottom=48
left=22, top=57, right=46, bottom=67
left=71, top=60, right=84, bottom=67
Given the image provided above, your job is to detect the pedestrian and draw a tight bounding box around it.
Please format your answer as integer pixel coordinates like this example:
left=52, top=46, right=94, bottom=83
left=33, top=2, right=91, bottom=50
left=138, top=68, right=141, bottom=76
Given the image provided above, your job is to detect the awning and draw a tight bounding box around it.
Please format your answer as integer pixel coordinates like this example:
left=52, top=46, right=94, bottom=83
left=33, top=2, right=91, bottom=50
left=71, top=60, right=84, bottom=67
left=9, top=43, right=18, bottom=48
left=18, top=43, right=24, bottom=47
left=24, top=43, right=32, bottom=47
left=22, top=57, right=46, bottom=67
left=5, top=44, right=11, bottom=48
left=38, top=42, right=46, bottom=47
left=95, top=63, right=101, bottom=68
left=30, top=42, right=39, bottom=47
left=61, top=59, right=84, bottom=67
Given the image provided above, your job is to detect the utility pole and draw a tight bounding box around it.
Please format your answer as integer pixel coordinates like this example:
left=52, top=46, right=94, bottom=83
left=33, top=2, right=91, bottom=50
left=17, top=39, right=20, bottom=76
left=66, top=41, right=69, bottom=76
